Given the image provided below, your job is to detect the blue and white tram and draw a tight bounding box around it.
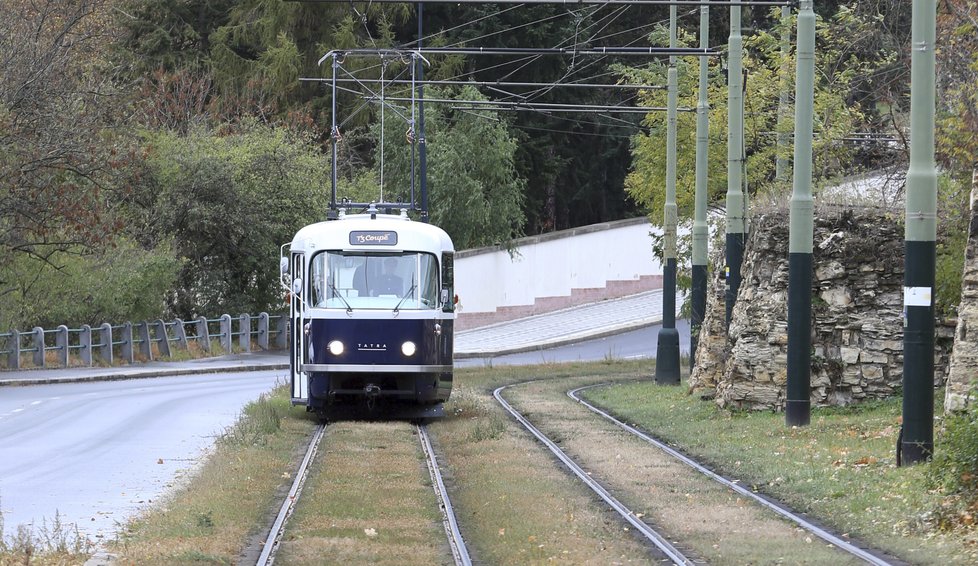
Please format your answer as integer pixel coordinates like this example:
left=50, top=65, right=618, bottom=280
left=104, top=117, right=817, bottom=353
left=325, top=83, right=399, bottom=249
left=281, top=205, right=455, bottom=419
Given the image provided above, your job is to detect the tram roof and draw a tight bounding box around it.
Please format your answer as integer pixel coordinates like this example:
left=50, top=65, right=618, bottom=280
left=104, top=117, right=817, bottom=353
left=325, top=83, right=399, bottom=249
left=290, top=211, right=455, bottom=255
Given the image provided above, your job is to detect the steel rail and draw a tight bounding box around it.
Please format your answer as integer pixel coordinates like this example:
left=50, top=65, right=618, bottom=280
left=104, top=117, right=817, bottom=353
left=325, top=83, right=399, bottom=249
left=493, top=384, right=696, bottom=565
left=256, top=423, right=328, bottom=566
left=418, top=424, right=473, bottom=566
left=567, top=384, right=898, bottom=566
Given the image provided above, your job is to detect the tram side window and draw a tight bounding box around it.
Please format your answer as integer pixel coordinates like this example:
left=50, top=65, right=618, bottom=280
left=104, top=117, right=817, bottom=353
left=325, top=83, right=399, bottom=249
left=441, top=252, right=454, bottom=312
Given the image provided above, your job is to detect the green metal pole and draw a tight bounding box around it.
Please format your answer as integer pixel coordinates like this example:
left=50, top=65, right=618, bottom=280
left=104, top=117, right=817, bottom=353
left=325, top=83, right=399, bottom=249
left=775, top=4, right=791, bottom=186
left=901, top=0, right=937, bottom=465
left=656, top=3, right=681, bottom=384
left=725, top=0, right=745, bottom=328
left=690, top=3, right=709, bottom=371
left=417, top=2, right=429, bottom=222
left=786, top=0, right=815, bottom=427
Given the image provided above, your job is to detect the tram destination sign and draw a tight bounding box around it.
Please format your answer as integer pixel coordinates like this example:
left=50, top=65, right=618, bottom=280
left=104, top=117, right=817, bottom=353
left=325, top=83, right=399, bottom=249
left=350, top=230, right=398, bottom=246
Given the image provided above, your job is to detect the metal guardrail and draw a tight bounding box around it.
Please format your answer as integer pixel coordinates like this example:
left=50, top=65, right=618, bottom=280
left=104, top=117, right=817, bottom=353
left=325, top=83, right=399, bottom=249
left=0, top=313, right=288, bottom=370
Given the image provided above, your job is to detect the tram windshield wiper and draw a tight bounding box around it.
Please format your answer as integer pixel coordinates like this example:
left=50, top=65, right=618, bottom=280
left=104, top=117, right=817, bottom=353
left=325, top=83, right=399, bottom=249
left=329, top=280, right=353, bottom=314
left=393, top=281, right=417, bottom=315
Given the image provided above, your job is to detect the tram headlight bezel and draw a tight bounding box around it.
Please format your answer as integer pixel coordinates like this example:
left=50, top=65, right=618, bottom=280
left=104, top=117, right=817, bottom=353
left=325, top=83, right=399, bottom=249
left=401, top=341, right=417, bottom=357
left=327, top=340, right=345, bottom=356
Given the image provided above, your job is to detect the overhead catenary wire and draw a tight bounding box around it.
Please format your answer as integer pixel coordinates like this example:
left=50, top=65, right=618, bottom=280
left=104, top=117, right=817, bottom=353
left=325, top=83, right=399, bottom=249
left=375, top=95, right=693, bottom=112
left=301, top=77, right=665, bottom=90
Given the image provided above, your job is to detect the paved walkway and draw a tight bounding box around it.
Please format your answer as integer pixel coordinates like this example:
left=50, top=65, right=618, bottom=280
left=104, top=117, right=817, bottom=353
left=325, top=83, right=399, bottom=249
left=455, top=289, right=678, bottom=358
left=0, top=291, right=676, bottom=385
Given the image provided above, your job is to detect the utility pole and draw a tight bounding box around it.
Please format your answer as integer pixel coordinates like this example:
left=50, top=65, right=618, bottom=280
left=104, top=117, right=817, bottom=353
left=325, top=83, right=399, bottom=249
left=901, top=0, right=937, bottom=465
left=775, top=4, right=792, bottom=185
left=725, top=0, right=746, bottom=327
left=691, top=3, right=709, bottom=371
left=656, top=3, right=681, bottom=384
left=417, top=2, right=429, bottom=222
left=786, top=0, right=815, bottom=427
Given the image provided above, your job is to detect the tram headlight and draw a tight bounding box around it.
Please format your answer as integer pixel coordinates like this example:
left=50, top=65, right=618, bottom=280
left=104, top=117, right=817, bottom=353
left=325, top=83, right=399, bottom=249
left=327, top=340, right=344, bottom=356
left=401, top=341, right=417, bottom=357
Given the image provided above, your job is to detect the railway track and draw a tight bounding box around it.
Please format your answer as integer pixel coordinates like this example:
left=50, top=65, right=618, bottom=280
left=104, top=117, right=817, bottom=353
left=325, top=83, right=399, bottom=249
left=567, top=384, right=897, bottom=566
left=494, top=384, right=698, bottom=565
left=496, top=380, right=902, bottom=566
left=256, top=421, right=470, bottom=566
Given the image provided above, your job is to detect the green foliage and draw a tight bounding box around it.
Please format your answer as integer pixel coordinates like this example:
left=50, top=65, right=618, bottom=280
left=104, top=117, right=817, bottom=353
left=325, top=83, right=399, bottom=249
left=1, top=238, right=181, bottom=331
left=936, top=176, right=971, bottom=318
left=622, top=9, right=877, bottom=226
left=134, top=121, right=330, bottom=318
left=929, top=401, right=978, bottom=531
left=375, top=86, right=526, bottom=250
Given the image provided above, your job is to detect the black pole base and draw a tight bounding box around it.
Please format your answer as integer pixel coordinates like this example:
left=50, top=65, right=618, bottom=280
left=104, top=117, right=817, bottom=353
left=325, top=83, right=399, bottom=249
left=785, top=399, right=811, bottom=427
left=899, top=441, right=933, bottom=466
left=655, top=327, right=681, bottom=385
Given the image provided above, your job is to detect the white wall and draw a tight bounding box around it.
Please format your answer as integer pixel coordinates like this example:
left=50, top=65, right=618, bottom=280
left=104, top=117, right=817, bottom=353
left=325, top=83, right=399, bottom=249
left=455, top=218, right=664, bottom=314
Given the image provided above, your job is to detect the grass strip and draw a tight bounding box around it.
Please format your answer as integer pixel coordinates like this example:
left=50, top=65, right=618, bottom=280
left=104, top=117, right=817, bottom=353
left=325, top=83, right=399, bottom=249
left=274, top=421, right=449, bottom=565
left=108, top=385, right=316, bottom=565
left=584, top=379, right=978, bottom=564
left=505, top=377, right=865, bottom=565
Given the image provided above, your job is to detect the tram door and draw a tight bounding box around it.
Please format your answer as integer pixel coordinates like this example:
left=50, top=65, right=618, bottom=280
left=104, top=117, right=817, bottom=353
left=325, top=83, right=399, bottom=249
left=289, top=251, right=308, bottom=404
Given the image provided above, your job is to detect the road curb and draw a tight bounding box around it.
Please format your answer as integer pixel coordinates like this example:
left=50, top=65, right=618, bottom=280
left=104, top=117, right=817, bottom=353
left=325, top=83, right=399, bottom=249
left=0, top=363, right=290, bottom=387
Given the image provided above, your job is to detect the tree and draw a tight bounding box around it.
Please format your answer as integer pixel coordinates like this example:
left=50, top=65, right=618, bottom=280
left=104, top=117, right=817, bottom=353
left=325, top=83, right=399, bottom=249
left=0, top=0, right=137, bottom=299
left=1, top=239, right=182, bottom=331
left=622, top=11, right=875, bottom=223
left=133, top=121, right=331, bottom=318
left=371, top=86, right=526, bottom=250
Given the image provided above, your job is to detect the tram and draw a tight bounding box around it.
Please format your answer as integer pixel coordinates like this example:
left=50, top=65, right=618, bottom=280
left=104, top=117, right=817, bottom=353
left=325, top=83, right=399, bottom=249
left=281, top=205, right=455, bottom=419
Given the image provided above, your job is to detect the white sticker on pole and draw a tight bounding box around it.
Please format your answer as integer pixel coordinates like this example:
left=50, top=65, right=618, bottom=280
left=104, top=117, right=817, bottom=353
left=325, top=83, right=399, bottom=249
left=904, top=286, right=932, bottom=307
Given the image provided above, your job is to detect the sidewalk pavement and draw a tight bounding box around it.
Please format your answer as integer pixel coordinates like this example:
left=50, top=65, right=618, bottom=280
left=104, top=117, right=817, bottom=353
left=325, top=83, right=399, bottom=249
left=0, top=290, right=674, bottom=386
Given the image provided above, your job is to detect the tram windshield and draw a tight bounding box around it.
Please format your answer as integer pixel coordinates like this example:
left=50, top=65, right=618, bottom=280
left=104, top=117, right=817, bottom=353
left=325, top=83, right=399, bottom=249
left=309, top=251, right=439, bottom=310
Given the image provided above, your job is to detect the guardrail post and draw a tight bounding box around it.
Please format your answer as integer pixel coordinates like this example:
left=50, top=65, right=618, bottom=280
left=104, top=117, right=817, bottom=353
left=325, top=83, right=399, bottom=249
left=220, top=314, right=232, bottom=353
left=137, top=321, right=153, bottom=361
left=121, top=322, right=134, bottom=364
left=275, top=314, right=288, bottom=349
left=239, top=313, right=251, bottom=352
left=32, top=327, right=44, bottom=367
left=80, top=324, right=93, bottom=366
left=258, top=312, right=270, bottom=350
left=174, top=319, right=189, bottom=350
left=56, top=325, right=69, bottom=367
left=8, top=330, right=20, bottom=369
left=98, top=323, right=113, bottom=365
left=196, top=316, right=210, bottom=352
left=155, top=319, right=171, bottom=358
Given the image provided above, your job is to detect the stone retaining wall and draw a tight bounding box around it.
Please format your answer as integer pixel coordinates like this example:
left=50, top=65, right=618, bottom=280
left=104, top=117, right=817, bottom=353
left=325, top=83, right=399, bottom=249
left=945, top=172, right=978, bottom=412
left=690, top=206, right=952, bottom=411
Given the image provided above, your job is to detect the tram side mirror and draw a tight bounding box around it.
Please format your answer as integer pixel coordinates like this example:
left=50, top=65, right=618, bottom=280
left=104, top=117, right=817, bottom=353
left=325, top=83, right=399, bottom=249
left=292, top=277, right=303, bottom=296
left=280, top=257, right=290, bottom=285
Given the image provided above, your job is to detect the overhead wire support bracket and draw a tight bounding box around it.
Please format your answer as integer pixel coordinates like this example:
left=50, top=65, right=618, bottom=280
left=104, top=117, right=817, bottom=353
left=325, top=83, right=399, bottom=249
left=321, top=46, right=718, bottom=59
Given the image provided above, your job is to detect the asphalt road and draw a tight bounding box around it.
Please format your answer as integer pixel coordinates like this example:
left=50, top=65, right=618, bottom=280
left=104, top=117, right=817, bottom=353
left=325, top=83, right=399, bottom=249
left=0, top=370, right=283, bottom=540
left=0, top=321, right=690, bottom=542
